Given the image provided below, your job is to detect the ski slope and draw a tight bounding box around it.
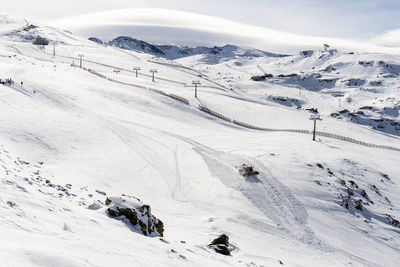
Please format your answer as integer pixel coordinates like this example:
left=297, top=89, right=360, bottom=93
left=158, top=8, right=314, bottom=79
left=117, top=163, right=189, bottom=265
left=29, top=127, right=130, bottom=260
left=1, top=16, right=400, bottom=267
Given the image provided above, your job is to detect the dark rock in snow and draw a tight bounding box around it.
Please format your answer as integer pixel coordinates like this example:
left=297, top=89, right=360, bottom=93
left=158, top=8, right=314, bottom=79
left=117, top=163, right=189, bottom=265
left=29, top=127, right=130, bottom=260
left=88, top=201, right=103, bottom=210
left=251, top=74, right=273, bottom=81
left=360, top=189, right=369, bottom=200
left=369, top=80, right=382, bottom=86
left=106, top=195, right=164, bottom=237
left=6, top=201, right=16, bottom=208
left=268, top=96, right=303, bottom=108
left=96, top=190, right=106, bottom=195
left=354, top=199, right=364, bottom=211
left=330, top=112, right=340, bottom=118
left=278, top=73, right=298, bottom=78
left=32, top=36, right=49, bottom=46
left=210, top=46, right=223, bottom=54
left=370, top=184, right=381, bottom=196
left=306, top=108, right=319, bottom=114
left=208, top=234, right=234, bottom=255
left=322, top=65, right=336, bottom=72
left=314, top=180, right=322, bottom=186
left=386, top=214, right=400, bottom=227
left=300, top=50, right=313, bottom=57
left=320, top=78, right=336, bottom=83
left=23, top=24, right=38, bottom=31
left=345, top=78, right=366, bottom=87
left=348, top=180, right=359, bottom=188
left=360, top=106, right=374, bottom=111
left=359, top=61, right=373, bottom=66
left=109, top=36, right=165, bottom=55
left=88, top=37, right=103, bottom=44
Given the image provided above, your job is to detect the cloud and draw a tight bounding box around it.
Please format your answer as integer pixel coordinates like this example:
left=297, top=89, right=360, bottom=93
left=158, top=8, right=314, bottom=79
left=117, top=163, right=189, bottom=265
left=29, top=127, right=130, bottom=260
left=4, top=0, right=400, bottom=42
left=371, top=29, right=400, bottom=47
left=51, top=8, right=400, bottom=54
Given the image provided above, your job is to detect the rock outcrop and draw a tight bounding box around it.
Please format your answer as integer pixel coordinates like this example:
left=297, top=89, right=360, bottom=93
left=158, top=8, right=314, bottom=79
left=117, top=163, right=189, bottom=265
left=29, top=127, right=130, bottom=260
left=251, top=74, right=273, bottom=81
left=106, top=195, right=164, bottom=237
left=88, top=37, right=103, bottom=44
left=32, top=36, right=49, bottom=45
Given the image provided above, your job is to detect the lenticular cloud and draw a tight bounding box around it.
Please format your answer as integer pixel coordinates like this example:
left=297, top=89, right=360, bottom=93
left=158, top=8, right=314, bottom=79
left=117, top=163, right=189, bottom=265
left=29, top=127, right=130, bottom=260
left=52, top=8, right=400, bottom=54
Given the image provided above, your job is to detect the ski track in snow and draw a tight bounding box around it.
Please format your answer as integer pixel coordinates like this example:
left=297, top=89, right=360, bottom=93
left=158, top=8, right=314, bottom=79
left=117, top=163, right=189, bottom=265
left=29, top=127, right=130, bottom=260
left=102, top=114, right=330, bottom=250
left=99, top=117, right=393, bottom=266
left=1, top=19, right=400, bottom=266
left=191, top=143, right=329, bottom=249
left=99, top=119, right=189, bottom=203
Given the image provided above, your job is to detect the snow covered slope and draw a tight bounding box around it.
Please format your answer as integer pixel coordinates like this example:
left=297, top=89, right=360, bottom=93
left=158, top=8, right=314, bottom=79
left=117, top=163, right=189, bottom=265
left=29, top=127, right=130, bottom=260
left=1, top=15, right=400, bottom=267
left=177, top=48, right=400, bottom=137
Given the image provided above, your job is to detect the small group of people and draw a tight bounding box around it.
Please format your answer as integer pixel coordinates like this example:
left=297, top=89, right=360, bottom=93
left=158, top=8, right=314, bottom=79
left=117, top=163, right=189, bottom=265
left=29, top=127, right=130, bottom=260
left=0, top=79, right=24, bottom=87
left=0, top=78, right=15, bottom=86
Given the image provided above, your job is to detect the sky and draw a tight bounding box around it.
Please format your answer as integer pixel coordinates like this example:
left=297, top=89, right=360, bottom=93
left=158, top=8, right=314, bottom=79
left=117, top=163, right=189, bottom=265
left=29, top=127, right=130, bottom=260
left=2, top=0, right=400, bottom=52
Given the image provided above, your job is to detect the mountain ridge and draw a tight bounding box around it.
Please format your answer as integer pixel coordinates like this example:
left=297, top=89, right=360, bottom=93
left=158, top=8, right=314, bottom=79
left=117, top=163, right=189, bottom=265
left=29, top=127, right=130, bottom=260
left=90, top=35, right=287, bottom=60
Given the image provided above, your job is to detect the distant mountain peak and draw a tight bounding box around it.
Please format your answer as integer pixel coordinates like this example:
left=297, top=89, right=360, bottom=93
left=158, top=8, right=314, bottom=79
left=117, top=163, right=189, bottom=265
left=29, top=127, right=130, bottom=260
left=89, top=36, right=286, bottom=60
left=109, top=36, right=165, bottom=56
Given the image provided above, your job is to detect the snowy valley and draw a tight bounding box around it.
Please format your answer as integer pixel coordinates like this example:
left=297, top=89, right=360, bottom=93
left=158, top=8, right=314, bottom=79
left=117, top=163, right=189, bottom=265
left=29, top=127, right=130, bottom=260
left=0, top=14, right=400, bottom=267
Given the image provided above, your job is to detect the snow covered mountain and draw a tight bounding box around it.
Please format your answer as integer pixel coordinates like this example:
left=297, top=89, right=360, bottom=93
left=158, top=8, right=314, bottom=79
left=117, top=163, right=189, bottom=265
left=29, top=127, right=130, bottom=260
left=1, top=14, right=400, bottom=267
left=96, top=35, right=285, bottom=60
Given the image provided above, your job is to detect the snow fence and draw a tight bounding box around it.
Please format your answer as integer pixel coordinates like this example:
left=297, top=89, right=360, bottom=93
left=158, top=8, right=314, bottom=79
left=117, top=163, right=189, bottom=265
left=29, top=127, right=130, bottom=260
left=199, top=106, right=400, bottom=152
left=199, top=105, right=232, bottom=123
left=84, top=67, right=190, bottom=105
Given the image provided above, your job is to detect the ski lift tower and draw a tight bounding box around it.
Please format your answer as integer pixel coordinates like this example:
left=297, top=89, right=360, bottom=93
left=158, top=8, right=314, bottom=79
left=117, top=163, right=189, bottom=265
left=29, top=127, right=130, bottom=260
left=78, top=54, right=85, bottom=68
left=133, top=67, right=140, bottom=77
left=150, top=69, right=157, bottom=82
left=52, top=43, right=56, bottom=57
left=192, top=81, right=201, bottom=98
left=310, top=115, right=322, bottom=141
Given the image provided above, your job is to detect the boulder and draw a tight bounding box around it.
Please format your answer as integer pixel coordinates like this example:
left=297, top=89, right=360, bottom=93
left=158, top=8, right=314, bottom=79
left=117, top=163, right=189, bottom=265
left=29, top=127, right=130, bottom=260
left=250, top=74, right=273, bottom=81
left=32, top=36, right=49, bottom=46
left=208, top=234, right=234, bottom=255
left=386, top=214, right=400, bottom=227
left=106, top=195, right=164, bottom=237
left=88, top=201, right=102, bottom=210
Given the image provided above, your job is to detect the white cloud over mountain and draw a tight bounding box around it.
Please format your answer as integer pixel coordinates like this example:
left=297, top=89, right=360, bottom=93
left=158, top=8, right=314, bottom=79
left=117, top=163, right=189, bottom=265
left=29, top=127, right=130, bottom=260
left=51, top=8, right=400, bottom=54
left=371, top=29, right=400, bottom=47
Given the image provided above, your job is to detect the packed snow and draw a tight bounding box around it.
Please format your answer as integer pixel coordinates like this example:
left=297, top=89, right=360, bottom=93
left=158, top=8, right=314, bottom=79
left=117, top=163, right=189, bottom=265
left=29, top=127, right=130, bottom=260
left=0, top=15, right=399, bottom=267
